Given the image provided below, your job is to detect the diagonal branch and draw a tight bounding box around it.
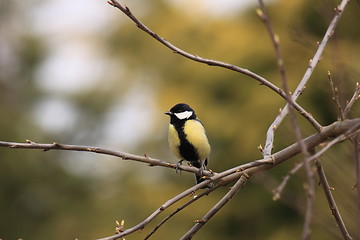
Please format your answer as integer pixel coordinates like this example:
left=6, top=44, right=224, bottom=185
left=257, top=0, right=287, bottom=86
left=344, top=82, right=360, bottom=117
left=179, top=174, right=249, bottom=240
left=315, top=160, right=353, bottom=240
left=273, top=161, right=303, bottom=200
left=107, top=0, right=321, bottom=132
left=263, top=0, right=351, bottom=156
left=145, top=185, right=220, bottom=240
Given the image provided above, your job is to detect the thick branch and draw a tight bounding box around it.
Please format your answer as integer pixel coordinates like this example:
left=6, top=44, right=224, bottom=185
left=221, top=118, right=360, bottom=184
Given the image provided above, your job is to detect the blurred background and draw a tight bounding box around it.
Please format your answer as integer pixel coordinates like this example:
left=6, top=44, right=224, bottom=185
left=0, top=0, right=360, bottom=239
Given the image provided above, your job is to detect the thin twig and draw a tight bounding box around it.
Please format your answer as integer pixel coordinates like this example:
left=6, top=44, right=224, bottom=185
left=328, top=71, right=345, bottom=121
left=263, top=0, right=351, bottom=156
left=144, top=185, right=220, bottom=240
left=257, top=0, right=287, bottom=86
left=273, top=161, right=303, bottom=201
left=107, top=0, right=321, bottom=133
left=315, top=160, right=353, bottom=240
left=179, top=174, right=249, bottom=240
left=344, top=82, right=360, bottom=117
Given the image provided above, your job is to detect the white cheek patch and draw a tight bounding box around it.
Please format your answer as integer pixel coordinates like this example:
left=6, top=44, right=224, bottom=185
left=174, top=111, right=193, bottom=120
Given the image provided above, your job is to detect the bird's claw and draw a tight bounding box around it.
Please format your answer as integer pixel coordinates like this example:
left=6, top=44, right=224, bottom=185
left=175, top=160, right=184, bottom=174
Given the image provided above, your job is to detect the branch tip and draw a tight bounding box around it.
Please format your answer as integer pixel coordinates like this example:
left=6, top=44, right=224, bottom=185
left=272, top=192, right=281, bottom=201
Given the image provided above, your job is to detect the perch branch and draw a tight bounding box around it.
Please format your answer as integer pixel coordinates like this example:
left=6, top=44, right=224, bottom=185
left=0, top=140, right=210, bottom=177
left=1, top=119, right=360, bottom=240
left=100, top=118, right=360, bottom=239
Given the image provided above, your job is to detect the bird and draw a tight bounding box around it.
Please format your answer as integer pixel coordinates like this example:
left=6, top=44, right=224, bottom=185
left=165, top=103, right=213, bottom=188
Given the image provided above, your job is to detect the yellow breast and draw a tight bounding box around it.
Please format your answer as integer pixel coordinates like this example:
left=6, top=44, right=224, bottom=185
left=183, top=119, right=211, bottom=161
left=168, top=124, right=182, bottom=159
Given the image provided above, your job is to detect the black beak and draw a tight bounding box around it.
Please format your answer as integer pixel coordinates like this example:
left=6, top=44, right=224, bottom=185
left=164, top=111, right=172, bottom=116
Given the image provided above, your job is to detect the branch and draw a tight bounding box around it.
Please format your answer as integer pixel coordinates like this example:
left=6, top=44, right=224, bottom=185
left=273, top=161, right=303, bottom=200
left=179, top=174, right=249, bottom=240
left=221, top=118, right=360, bottom=185
left=145, top=185, right=220, bottom=240
left=107, top=0, right=321, bottom=133
left=257, top=2, right=316, bottom=236
left=328, top=71, right=345, bottom=121
left=2, top=119, right=359, bottom=240
left=96, top=161, right=271, bottom=240
left=263, top=0, right=351, bottom=156
left=257, top=0, right=287, bottom=86
left=315, top=160, right=353, bottom=240
left=96, top=119, right=360, bottom=240
left=344, top=82, right=360, bottom=117
left=306, top=122, right=360, bottom=163
left=181, top=119, right=360, bottom=240
left=0, top=140, right=208, bottom=176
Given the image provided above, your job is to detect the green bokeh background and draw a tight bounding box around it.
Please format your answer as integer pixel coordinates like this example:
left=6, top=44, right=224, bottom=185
left=0, top=0, right=359, bottom=239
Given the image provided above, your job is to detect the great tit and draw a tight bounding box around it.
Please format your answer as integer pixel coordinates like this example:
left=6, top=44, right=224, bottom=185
left=165, top=103, right=212, bottom=188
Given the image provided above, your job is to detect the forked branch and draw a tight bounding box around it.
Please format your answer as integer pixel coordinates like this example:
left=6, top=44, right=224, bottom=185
left=263, top=0, right=351, bottom=156
left=107, top=0, right=321, bottom=133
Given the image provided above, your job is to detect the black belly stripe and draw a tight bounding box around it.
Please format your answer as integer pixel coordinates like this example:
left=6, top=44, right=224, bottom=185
left=173, top=122, right=200, bottom=163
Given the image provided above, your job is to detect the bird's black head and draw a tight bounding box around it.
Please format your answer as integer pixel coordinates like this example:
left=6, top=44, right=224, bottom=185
left=165, top=103, right=196, bottom=123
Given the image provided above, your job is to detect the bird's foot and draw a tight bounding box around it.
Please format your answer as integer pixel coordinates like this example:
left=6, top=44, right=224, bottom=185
left=175, top=160, right=184, bottom=174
